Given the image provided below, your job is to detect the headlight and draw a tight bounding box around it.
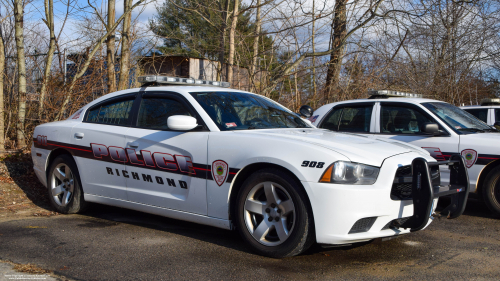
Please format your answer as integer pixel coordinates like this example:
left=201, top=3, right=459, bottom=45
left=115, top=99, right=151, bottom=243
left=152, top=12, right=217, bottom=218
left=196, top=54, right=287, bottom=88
left=319, top=161, right=380, bottom=185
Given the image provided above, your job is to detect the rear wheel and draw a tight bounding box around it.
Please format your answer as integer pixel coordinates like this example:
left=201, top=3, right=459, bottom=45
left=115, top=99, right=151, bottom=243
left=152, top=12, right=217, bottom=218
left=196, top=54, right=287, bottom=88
left=47, top=154, right=87, bottom=214
left=482, top=166, right=500, bottom=215
left=235, top=169, right=314, bottom=258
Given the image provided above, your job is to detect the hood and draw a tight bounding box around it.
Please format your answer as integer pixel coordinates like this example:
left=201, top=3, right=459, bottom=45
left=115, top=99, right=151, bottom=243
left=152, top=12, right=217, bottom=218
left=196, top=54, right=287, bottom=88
left=234, top=128, right=421, bottom=167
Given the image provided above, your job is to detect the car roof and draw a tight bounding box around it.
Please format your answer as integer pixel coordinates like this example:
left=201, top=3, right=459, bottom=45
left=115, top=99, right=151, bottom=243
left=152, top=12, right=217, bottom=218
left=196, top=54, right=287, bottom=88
left=328, top=97, right=444, bottom=106
left=86, top=86, right=256, bottom=107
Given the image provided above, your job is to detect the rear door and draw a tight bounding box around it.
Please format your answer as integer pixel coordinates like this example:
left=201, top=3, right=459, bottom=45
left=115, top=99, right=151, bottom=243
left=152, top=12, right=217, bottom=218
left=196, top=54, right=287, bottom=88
left=123, top=92, right=209, bottom=215
left=71, top=93, right=137, bottom=200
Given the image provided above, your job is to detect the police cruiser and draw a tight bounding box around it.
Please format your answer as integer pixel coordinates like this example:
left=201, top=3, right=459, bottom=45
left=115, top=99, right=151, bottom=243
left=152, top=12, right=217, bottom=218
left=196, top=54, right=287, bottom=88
left=307, top=90, right=500, bottom=215
left=31, top=80, right=468, bottom=258
left=461, top=98, right=500, bottom=130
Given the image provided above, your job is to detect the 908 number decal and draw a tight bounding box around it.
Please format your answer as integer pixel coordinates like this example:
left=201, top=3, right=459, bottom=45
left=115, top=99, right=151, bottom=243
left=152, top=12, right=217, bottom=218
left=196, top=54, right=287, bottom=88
left=301, top=161, right=324, bottom=168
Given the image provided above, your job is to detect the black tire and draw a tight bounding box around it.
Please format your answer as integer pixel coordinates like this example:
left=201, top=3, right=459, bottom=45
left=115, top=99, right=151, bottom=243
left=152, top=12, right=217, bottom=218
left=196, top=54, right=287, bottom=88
left=482, top=166, right=500, bottom=215
left=234, top=168, right=315, bottom=258
left=47, top=154, right=87, bottom=214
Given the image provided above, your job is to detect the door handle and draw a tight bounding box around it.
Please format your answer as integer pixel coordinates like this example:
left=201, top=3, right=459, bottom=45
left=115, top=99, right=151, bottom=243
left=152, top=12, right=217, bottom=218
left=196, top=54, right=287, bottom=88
left=74, top=133, right=84, bottom=139
left=127, top=142, right=139, bottom=148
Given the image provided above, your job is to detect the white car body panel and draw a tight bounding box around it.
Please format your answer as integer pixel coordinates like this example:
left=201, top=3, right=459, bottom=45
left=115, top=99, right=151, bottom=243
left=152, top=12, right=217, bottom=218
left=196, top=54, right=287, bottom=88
left=32, top=87, right=458, bottom=246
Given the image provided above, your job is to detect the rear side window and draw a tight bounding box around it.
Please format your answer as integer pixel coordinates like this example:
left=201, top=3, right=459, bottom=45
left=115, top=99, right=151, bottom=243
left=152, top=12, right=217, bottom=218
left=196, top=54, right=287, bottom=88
left=380, top=105, right=433, bottom=134
left=465, top=109, right=488, bottom=123
left=320, top=105, right=373, bottom=132
left=86, top=99, right=134, bottom=125
left=137, top=97, right=192, bottom=130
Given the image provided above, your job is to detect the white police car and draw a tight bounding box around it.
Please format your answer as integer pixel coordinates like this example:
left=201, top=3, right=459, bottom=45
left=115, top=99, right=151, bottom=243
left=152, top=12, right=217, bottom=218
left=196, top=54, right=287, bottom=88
left=461, top=98, right=500, bottom=129
left=31, top=80, right=468, bottom=258
left=307, top=90, right=500, bottom=215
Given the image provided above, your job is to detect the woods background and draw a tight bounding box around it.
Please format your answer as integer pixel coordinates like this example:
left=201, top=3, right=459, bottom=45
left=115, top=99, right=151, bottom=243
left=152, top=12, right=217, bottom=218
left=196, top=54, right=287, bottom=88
left=0, top=0, right=499, bottom=150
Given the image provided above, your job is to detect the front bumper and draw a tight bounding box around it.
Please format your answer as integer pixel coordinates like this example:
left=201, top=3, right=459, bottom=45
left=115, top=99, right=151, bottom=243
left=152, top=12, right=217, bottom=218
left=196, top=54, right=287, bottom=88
left=302, top=153, right=469, bottom=245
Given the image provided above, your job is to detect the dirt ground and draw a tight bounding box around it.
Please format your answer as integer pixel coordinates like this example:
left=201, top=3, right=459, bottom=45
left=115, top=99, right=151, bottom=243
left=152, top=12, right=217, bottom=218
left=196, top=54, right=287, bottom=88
left=0, top=152, right=59, bottom=222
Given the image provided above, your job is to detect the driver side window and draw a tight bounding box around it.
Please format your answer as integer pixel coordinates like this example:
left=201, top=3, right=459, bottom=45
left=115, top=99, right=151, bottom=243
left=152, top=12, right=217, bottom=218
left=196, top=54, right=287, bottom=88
left=380, top=105, right=433, bottom=134
left=137, top=97, right=192, bottom=130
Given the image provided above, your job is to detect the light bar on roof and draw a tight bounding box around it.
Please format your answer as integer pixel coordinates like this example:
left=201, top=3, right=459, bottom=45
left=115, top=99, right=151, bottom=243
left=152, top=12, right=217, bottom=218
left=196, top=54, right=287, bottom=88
left=138, top=75, right=230, bottom=88
left=368, top=90, right=423, bottom=98
left=480, top=98, right=500, bottom=106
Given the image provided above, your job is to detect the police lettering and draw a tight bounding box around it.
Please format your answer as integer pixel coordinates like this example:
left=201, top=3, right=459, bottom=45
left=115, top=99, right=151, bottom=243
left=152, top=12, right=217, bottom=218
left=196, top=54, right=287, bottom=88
left=106, top=167, right=188, bottom=189
left=91, top=144, right=194, bottom=174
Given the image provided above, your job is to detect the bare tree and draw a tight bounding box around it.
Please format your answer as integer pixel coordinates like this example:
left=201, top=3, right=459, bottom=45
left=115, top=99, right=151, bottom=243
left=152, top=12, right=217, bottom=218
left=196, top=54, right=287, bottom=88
left=38, top=0, right=56, bottom=120
left=55, top=0, right=148, bottom=120
left=106, top=0, right=117, bottom=92
left=13, top=0, right=26, bottom=148
left=118, top=0, right=132, bottom=90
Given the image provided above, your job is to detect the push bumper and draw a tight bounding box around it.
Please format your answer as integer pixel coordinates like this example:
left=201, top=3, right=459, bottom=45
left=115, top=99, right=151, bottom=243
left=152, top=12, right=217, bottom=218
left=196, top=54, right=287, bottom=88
left=399, top=154, right=469, bottom=231
left=301, top=153, right=469, bottom=245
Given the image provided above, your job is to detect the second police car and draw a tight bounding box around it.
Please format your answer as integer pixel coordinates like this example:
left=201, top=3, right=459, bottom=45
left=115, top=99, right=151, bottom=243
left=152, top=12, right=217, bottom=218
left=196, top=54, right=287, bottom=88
left=461, top=98, right=500, bottom=130
left=31, top=79, right=468, bottom=258
left=307, top=90, right=500, bottom=215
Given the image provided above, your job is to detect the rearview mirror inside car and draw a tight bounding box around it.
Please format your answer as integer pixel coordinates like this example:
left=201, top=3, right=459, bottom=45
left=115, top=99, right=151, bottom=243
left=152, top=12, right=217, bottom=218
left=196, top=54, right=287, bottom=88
left=299, top=105, right=313, bottom=118
left=422, top=123, right=440, bottom=136
left=167, top=115, right=199, bottom=131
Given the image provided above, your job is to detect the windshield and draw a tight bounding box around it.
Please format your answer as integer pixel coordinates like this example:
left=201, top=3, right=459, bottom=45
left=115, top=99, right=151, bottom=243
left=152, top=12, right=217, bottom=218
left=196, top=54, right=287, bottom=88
left=422, top=102, right=495, bottom=133
left=191, top=91, right=310, bottom=130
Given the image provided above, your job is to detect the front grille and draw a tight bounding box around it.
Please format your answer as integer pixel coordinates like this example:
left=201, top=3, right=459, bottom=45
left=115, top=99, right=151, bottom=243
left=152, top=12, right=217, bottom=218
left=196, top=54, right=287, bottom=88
left=382, top=217, right=411, bottom=230
left=391, top=165, right=440, bottom=200
left=348, top=217, right=377, bottom=234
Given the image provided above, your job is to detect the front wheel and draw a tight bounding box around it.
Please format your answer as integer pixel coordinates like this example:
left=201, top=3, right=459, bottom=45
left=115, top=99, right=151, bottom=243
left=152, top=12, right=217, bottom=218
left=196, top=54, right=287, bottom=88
left=483, top=166, right=500, bottom=215
left=47, top=154, right=87, bottom=214
left=235, top=169, right=315, bottom=258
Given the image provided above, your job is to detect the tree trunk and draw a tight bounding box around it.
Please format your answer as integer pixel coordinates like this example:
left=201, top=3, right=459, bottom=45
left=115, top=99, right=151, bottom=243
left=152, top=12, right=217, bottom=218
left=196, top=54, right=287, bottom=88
left=118, top=0, right=132, bottom=90
left=227, top=0, right=239, bottom=85
left=324, top=0, right=347, bottom=103
left=107, top=0, right=116, bottom=93
left=0, top=24, right=5, bottom=151
left=250, top=0, right=261, bottom=92
left=14, top=0, right=26, bottom=148
left=218, top=0, right=230, bottom=81
left=311, top=0, right=317, bottom=107
left=39, top=0, right=56, bottom=121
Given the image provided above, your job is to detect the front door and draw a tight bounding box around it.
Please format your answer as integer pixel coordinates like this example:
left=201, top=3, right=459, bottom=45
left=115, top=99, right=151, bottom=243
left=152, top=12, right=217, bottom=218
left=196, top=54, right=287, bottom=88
left=374, top=102, right=460, bottom=186
left=124, top=92, right=209, bottom=215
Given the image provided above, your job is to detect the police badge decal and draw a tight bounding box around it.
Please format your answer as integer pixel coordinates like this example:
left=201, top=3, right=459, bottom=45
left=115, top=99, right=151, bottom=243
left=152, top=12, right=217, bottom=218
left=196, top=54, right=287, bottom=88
left=212, top=160, right=229, bottom=186
left=461, top=149, right=478, bottom=168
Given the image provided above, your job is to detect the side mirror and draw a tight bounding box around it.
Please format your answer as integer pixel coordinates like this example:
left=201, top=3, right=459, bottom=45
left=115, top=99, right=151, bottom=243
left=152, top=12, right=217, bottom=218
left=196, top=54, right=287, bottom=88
left=422, top=123, right=440, bottom=136
left=167, top=115, right=198, bottom=131
left=299, top=105, right=313, bottom=118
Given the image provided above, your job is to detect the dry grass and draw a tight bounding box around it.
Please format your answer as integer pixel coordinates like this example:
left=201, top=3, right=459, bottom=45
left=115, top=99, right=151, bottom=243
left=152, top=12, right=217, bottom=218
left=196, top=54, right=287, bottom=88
left=13, top=263, right=51, bottom=274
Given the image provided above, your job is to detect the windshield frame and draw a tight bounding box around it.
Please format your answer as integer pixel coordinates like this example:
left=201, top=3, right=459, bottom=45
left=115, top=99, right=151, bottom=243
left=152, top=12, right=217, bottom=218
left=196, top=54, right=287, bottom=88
left=190, top=90, right=311, bottom=131
left=421, top=102, right=494, bottom=134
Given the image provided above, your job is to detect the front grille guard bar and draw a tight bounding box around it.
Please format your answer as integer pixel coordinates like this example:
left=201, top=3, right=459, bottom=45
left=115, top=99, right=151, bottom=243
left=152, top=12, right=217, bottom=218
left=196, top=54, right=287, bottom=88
left=399, top=155, right=469, bottom=232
